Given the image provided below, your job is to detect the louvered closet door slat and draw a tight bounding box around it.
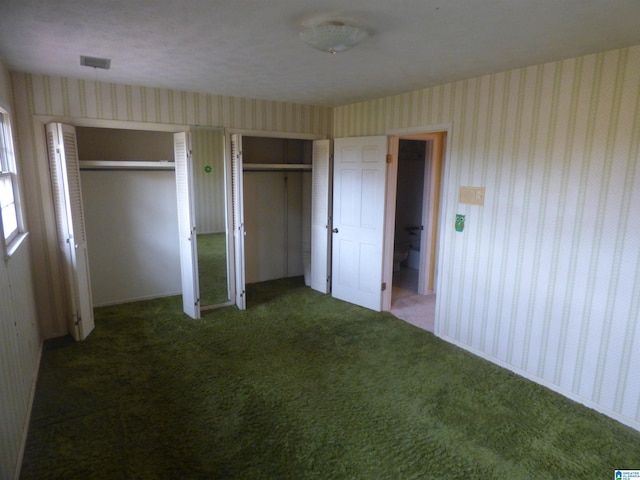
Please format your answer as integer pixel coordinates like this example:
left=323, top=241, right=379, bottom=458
left=230, top=134, right=245, bottom=310
left=46, top=123, right=95, bottom=340
left=174, top=131, right=199, bottom=319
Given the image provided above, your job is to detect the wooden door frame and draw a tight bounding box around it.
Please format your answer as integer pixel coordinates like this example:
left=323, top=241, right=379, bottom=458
left=382, top=126, right=448, bottom=312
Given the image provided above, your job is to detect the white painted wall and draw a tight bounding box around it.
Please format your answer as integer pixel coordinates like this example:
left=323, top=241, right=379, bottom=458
left=334, top=44, right=640, bottom=431
left=0, top=61, right=41, bottom=480
left=80, top=170, right=181, bottom=306
left=243, top=171, right=306, bottom=283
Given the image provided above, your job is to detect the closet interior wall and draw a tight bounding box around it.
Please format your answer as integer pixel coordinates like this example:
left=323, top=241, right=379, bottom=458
left=242, top=136, right=312, bottom=284
left=77, top=127, right=181, bottom=306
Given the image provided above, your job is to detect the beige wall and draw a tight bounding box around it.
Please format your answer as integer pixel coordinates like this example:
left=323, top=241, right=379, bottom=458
left=0, top=62, right=41, bottom=480
left=76, top=126, right=174, bottom=161
left=11, top=72, right=332, bottom=339
left=334, top=44, right=640, bottom=430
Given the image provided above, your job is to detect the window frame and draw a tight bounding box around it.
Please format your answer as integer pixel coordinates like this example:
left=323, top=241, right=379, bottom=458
left=0, top=107, right=26, bottom=258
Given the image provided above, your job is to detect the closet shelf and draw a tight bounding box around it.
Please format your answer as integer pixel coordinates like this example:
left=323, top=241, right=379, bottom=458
left=243, top=163, right=312, bottom=171
left=79, top=160, right=175, bottom=170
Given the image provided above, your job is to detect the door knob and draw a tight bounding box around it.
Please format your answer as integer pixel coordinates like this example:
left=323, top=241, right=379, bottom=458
left=332, top=228, right=339, bottom=233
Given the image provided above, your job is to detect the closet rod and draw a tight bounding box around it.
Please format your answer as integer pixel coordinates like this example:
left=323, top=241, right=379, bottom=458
left=243, top=163, right=312, bottom=172
left=79, top=160, right=175, bottom=171
left=80, top=167, right=175, bottom=171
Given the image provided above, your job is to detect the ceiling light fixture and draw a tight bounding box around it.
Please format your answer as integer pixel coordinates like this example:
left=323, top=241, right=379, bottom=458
left=300, top=21, right=367, bottom=54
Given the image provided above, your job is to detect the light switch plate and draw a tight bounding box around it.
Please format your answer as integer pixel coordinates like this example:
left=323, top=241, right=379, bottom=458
left=459, top=186, right=485, bottom=206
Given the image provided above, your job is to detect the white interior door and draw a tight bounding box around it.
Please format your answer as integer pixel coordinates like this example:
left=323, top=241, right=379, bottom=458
left=46, top=122, right=95, bottom=340
left=231, top=134, right=246, bottom=310
left=331, top=136, right=387, bottom=311
left=174, top=131, right=200, bottom=319
left=311, top=139, right=331, bottom=293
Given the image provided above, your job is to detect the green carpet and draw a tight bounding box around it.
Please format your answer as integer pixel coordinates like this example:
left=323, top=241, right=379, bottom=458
left=21, top=278, right=640, bottom=479
left=197, top=232, right=228, bottom=306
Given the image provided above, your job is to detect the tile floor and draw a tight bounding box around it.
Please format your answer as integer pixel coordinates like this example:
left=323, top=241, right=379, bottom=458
left=390, top=267, right=436, bottom=333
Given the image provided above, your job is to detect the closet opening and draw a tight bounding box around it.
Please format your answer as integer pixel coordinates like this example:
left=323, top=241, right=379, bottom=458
left=240, top=136, right=313, bottom=301
left=75, top=127, right=182, bottom=308
left=46, top=121, right=233, bottom=333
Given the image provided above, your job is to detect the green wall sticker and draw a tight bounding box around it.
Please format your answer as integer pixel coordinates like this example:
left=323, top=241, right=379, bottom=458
left=204, top=165, right=212, bottom=173
left=455, top=214, right=465, bottom=232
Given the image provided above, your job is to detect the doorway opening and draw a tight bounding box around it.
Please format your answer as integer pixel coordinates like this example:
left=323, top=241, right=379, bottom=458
left=393, top=139, right=426, bottom=294
left=385, top=131, right=446, bottom=332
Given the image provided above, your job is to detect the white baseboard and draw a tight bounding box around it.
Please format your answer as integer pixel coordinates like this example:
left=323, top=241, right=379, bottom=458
left=437, top=333, right=640, bottom=433
left=92, top=291, right=182, bottom=308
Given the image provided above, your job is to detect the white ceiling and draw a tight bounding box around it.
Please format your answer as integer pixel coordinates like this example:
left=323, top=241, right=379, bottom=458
left=1, top=0, right=640, bottom=107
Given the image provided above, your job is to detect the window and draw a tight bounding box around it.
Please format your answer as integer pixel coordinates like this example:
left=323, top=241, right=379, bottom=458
left=0, top=108, right=24, bottom=254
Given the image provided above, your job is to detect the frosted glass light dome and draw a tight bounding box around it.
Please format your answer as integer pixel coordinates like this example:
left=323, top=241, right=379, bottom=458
left=300, top=22, right=368, bottom=54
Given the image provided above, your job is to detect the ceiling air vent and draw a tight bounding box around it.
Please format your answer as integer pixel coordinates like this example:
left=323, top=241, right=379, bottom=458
left=80, top=55, right=111, bottom=70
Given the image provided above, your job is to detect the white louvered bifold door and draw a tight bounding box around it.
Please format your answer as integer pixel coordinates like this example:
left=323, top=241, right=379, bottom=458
left=46, top=123, right=95, bottom=340
left=174, top=132, right=200, bottom=319
left=311, top=139, right=331, bottom=294
left=230, top=134, right=246, bottom=310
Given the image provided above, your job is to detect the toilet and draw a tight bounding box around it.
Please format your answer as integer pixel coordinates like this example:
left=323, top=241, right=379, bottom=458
left=407, top=245, right=420, bottom=270
left=393, top=243, right=410, bottom=271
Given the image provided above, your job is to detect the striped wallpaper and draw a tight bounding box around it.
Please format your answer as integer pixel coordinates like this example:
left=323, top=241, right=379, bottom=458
left=334, top=45, right=640, bottom=429
left=190, top=127, right=226, bottom=234
left=11, top=73, right=332, bottom=340
left=0, top=62, right=41, bottom=480
left=0, top=238, right=41, bottom=480
left=18, top=73, right=332, bottom=134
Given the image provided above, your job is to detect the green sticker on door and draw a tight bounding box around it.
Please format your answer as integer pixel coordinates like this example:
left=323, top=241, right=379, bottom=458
left=455, top=214, right=465, bottom=232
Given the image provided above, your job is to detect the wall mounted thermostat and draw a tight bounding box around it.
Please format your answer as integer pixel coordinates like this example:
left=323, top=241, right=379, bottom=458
left=459, top=186, right=485, bottom=206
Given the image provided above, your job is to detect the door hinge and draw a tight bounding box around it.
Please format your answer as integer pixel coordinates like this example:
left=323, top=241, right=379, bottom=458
left=386, top=154, right=393, bottom=164
left=381, top=282, right=387, bottom=291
